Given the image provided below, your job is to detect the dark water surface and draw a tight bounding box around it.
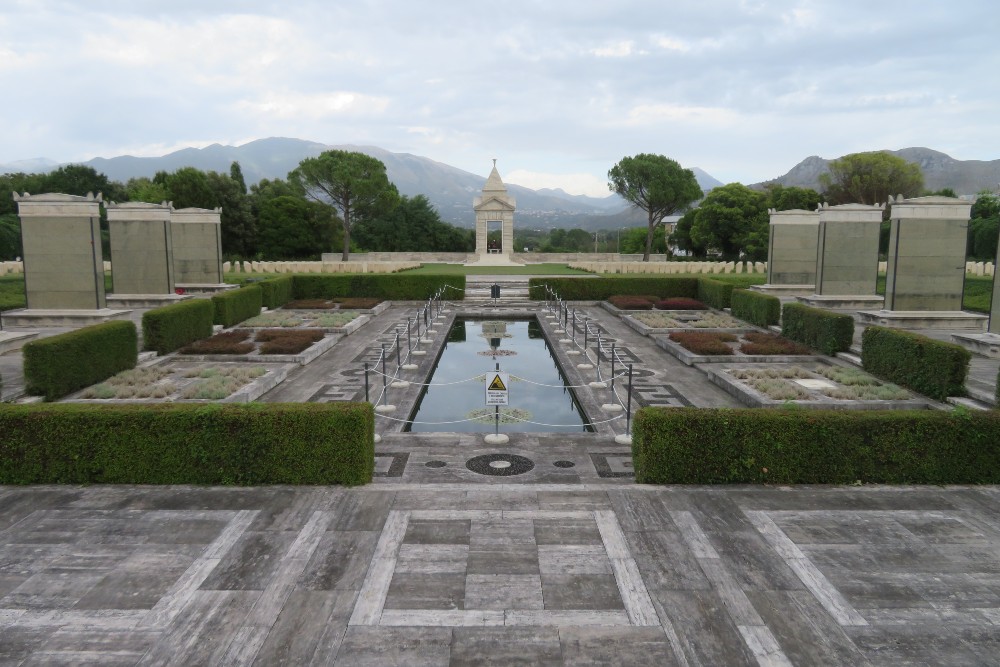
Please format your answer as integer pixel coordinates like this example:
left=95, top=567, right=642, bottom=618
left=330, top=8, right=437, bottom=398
left=406, top=318, right=589, bottom=432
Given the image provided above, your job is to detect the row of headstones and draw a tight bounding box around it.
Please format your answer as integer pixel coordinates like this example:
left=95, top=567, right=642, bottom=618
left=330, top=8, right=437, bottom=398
left=12, top=192, right=223, bottom=310
left=762, top=196, right=1000, bottom=333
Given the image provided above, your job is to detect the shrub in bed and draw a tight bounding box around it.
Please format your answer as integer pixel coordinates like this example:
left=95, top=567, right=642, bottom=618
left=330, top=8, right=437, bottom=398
left=632, top=407, right=1000, bottom=484
left=179, top=330, right=254, bottom=355
left=0, top=402, right=375, bottom=485
left=608, top=294, right=658, bottom=310
left=283, top=299, right=338, bottom=310
left=259, top=276, right=294, bottom=309
left=781, top=303, right=854, bottom=355
left=668, top=331, right=736, bottom=355
left=255, top=328, right=325, bottom=354
left=529, top=277, right=698, bottom=301
left=212, top=285, right=262, bottom=327
left=334, top=297, right=382, bottom=309
left=730, top=289, right=781, bottom=327
left=654, top=297, right=708, bottom=310
left=739, top=332, right=813, bottom=356
left=861, top=326, right=970, bottom=400
left=696, top=278, right=735, bottom=309
left=142, top=299, right=215, bottom=354
left=23, top=321, right=138, bottom=401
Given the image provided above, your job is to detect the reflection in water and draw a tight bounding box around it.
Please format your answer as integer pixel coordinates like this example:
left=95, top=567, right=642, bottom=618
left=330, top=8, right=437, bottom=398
left=406, top=318, right=590, bottom=433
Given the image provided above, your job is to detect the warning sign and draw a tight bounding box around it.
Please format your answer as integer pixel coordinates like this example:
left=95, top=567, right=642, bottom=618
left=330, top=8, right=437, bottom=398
left=485, top=372, right=510, bottom=406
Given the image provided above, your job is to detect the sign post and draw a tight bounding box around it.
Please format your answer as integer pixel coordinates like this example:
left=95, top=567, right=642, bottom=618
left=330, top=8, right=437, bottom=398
left=485, top=365, right=509, bottom=439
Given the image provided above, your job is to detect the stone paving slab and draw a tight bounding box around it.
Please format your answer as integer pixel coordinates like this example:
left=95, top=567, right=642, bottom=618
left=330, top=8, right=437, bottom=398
left=0, top=484, right=999, bottom=665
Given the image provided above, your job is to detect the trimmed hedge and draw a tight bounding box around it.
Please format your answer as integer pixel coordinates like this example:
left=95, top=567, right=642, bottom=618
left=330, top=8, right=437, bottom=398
left=632, top=407, right=1000, bottom=484
left=259, top=276, right=294, bottom=309
left=0, top=402, right=374, bottom=485
left=23, top=321, right=137, bottom=401
left=292, top=274, right=464, bottom=300
left=528, top=277, right=698, bottom=301
left=862, top=326, right=970, bottom=400
left=781, top=303, right=854, bottom=355
left=730, top=289, right=781, bottom=328
left=212, top=285, right=263, bottom=327
left=142, top=299, right=215, bottom=354
left=696, top=278, right=735, bottom=310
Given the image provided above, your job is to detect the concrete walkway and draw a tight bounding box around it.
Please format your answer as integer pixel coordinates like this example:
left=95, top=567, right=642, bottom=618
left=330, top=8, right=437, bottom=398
left=2, top=289, right=1000, bottom=664
left=1, top=482, right=999, bottom=665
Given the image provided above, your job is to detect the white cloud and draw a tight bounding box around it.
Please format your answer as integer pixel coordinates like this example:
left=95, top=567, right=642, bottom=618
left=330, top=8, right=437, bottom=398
left=590, top=40, right=637, bottom=58
left=236, top=92, right=390, bottom=120
left=624, top=103, right=739, bottom=126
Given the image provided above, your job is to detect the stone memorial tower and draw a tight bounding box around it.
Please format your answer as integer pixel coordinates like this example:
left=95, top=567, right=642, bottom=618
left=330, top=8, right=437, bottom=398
left=469, top=160, right=520, bottom=266
left=860, top=195, right=987, bottom=330
left=752, top=208, right=819, bottom=296
left=171, top=207, right=226, bottom=291
left=799, top=203, right=885, bottom=310
left=2, top=192, right=130, bottom=326
left=106, top=201, right=187, bottom=306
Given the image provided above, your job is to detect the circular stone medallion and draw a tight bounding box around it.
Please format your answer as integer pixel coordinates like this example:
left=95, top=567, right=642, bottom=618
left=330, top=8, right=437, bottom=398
left=466, top=453, right=534, bottom=477
left=425, top=460, right=447, bottom=468
left=553, top=460, right=575, bottom=468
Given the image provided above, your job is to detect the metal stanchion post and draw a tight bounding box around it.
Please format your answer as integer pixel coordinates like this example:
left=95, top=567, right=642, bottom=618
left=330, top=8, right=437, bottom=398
left=572, top=309, right=577, bottom=343
left=610, top=343, right=616, bottom=397
left=626, top=364, right=633, bottom=434
left=364, top=362, right=370, bottom=402
left=395, top=333, right=401, bottom=368
left=407, top=318, right=412, bottom=354
left=596, top=330, right=602, bottom=375
left=381, top=344, right=388, bottom=404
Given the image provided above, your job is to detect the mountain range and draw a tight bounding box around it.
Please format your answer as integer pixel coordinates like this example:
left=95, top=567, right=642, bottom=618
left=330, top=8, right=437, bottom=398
left=758, top=147, right=1000, bottom=196
left=3, top=140, right=997, bottom=229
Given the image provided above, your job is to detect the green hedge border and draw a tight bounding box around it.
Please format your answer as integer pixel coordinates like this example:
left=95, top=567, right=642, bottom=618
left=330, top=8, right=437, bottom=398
left=212, top=285, right=263, bottom=327
left=730, top=289, right=781, bottom=328
left=142, top=299, right=215, bottom=355
left=528, top=277, right=699, bottom=301
left=23, top=321, right=137, bottom=401
left=0, top=402, right=374, bottom=485
left=861, top=326, right=970, bottom=400
left=259, top=276, right=295, bottom=309
left=781, top=303, right=854, bottom=355
left=696, top=278, right=735, bottom=310
left=633, top=407, right=1000, bottom=484
left=292, top=274, right=464, bottom=300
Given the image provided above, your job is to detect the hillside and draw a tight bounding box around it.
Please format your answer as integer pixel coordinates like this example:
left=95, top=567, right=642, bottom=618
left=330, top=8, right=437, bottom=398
left=0, top=138, right=721, bottom=230
left=760, top=148, right=1000, bottom=196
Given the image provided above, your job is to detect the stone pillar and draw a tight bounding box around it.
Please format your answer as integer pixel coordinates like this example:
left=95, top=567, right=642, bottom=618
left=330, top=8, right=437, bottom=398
left=106, top=201, right=175, bottom=295
left=799, top=203, right=885, bottom=309
left=13, top=192, right=106, bottom=309
left=753, top=209, right=818, bottom=296
left=172, top=207, right=223, bottom=285
left=884, top=196, right=971, bottom=311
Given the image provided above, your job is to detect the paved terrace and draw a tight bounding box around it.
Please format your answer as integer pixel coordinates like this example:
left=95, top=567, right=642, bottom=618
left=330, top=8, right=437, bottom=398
left=1, top=277, right=1000, bottom=664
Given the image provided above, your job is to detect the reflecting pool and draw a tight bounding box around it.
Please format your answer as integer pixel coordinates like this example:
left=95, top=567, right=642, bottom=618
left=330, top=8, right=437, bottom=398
left=406, top=318, right=590, bottom=432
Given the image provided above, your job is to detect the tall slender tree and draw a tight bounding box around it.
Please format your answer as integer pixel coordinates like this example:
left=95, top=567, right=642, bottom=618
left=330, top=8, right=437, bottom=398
left=608, top=154, right=702, bottom=261
left=289, top=150, right=399, bottom=260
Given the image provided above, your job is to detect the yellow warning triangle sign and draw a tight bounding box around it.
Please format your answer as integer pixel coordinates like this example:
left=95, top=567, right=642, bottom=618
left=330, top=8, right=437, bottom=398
left=488, top=374, right=507, bottom=391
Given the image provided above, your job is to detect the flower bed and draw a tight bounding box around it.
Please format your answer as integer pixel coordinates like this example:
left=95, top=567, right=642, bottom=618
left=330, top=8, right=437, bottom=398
left=283, top=297, right=383, bottom=310
left=654, top=297, right=708, bottom=310
left=656, top=330, right=823, bottom=366
left=706, top=361, right=930, bottom=409
left=607, top=294, right=658, bottom=310
left=241, top=310, right=361, bottom=329
left=623, top=310, right=749, bottom=337
left=175, top=328, right=339, bottom=365
left=71, top=361, right=291, bottom=403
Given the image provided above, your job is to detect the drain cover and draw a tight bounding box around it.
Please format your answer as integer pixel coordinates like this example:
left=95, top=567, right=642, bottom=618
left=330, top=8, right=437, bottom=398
left=466, top=453, right=534, bottom=476
left=553, top=460, right=575, bottom=468
left=425, top=460, right=447, bottom=468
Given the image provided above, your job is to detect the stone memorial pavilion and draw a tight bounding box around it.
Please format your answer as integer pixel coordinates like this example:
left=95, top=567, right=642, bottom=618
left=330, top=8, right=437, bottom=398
left=798, top=202, right=885, bottom=310
left=171, top=207, right=230, bottom=293
left=105, top=201, right=189, bottom=308
left=1, top=192, right=130, bottom=327
left=467, top=160, right=521, bottom=266
left=751, top=208, right=819, bottom=296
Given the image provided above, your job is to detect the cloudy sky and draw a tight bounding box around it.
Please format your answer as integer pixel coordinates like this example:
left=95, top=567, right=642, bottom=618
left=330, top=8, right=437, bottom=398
left=1, top=0, right=997, bottom=196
